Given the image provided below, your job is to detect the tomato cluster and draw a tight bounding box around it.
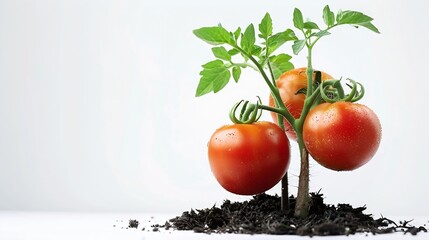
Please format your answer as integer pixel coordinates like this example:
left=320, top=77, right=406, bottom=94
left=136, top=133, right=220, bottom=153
left=207, top=68, right=381, bottom=195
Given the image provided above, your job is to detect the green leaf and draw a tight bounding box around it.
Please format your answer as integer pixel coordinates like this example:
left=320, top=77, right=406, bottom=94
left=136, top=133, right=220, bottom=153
left=303, top=21, right=320, bottom=30
left=323, top=5, right=335, bottom=26
left=259, top=13, right=273, bottom=38
left=336, top=10, right=373, bottom=24
left=232, top=66, right=241, bottom=82
left=228, top=48, right=240, bottom=56
left=240, top=24, right=256, bottom=54
left=311, top=30, right=331, bottom=38
left=195, top=60, right=231, bottom=96
left=293, top=8, right=304, bottom=30
left=193, top=26, right=233, bottom=45
left=336, top=9, right=343, bottom=22
left=355, top=21, right=380, bottom=33
left=233, top=27, right=241, bottom=40
left=267, top=29, right=297, bottom=55
left=252, top=45, right=262, bottom=56
left=211, top=46, right=231, bottom=61
left=336, top=10, right=380, bottom=33
left=292, top=39, right=306, bottom=55
left=269, top=54, right=294, bottom=79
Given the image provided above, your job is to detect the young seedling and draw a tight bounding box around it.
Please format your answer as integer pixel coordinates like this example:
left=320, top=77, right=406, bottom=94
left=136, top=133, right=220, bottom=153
left=193, top=5, right=381, bottom=218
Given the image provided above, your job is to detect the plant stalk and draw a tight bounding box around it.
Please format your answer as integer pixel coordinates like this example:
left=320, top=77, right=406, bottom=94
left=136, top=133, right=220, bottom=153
left=294, top=44, right=314, bottom=218
left=294, top=134, right=310, bottom=218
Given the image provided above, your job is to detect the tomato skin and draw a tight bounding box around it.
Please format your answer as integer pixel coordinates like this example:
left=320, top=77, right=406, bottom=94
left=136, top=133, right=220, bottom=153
left=269, top=67, right=333, bottom=140
left=208, top=121, right=290, bottom=195
left=303, top=102, right=382, bottom=171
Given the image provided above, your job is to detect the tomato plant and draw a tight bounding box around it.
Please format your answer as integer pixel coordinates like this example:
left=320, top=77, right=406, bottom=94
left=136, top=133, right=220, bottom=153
left=269, top=67, right=333, bottom=140
left=303, top=102, right=382, bottom=171
left=193, top=5, right=380, bottom=218
left=208, top=122, right=290, bottom=195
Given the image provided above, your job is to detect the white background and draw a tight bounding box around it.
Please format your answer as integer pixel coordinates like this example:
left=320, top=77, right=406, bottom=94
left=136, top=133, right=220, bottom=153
left=0, top=0, right=428, bottom=218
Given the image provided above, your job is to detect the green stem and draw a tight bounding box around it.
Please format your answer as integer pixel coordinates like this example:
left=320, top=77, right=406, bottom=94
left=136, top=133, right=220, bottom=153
left=258, top=104, right=288, bottom=116
left=228, top=62, right=259, bottom=72
left=305, top=47, right=314, bottom=96
left=267, top=60, right=276, bottom=87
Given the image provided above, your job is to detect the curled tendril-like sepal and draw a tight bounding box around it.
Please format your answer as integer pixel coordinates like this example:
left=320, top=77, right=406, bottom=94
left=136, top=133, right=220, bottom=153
left=319, top=78, right=365, bottom=103
left=319, top=80, right=341, bottom=103
left=229, top=97, right=263, bottom=124
left=351, top=81, right=365, bottom=102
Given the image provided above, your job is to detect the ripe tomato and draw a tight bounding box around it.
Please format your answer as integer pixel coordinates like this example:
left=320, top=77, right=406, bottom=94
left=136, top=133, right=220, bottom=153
left=303, top=102, right=382, bottom=171
left=269, top=67, right=333, bottom=140
left=208, top=121, right=290, bottom=195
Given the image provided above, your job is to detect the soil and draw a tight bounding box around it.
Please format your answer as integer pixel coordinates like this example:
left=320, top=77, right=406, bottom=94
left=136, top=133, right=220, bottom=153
left=128, top=219, right=139, bottom=229
left=151, top=192, right=427, bottom=236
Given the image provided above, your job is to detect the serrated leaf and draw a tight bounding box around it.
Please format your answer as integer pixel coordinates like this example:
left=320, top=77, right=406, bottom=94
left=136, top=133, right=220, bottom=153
left=228, top=48, right=240, bottom=56
left=269, top=54, right=294, bottom=79
left=232, top=66, right=241, bottom=82
left=311, top=30, right=331, bottom=38
left=252, top=45, right=262, bottom=56
left=240, top=24, right=256, bottom=54
left=195, top=60, right=231, bottom=96
left=355, top=21, right=380, bottom=33
left=323, top=5, right=335, bottom=26
left=211, top=46, right=231, bottom=61
left=267, top=29, right=297, bottom=55
left=292, top=39, right=306, bottom=55
left=193, top=26, right=233, bottom=45
left=259, top=13, right=273, bottom=38
left=303, top=21, right=320, bottom=30
left=336, top=10, right=373, bottom=24
left=233, top=27, right=241, bottom=40
left=336, top=10, right=380, bottom=33
left=336, top=9, right=343, bottom=23
left=293, top=8, right=304, bottom=30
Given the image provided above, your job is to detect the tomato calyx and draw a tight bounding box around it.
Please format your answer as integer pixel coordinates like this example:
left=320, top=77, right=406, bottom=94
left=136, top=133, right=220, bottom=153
left=319, top=78, right=365, bottom=103
left=229, top=97, right=263, bottom=124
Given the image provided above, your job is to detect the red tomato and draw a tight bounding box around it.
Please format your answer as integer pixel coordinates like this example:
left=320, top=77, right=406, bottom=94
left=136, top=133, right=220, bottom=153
left=208, top=121, right=290, bottom=195
left=303, top=102, right=382, bottom=171
left=269, top=67, right=333, bottom=140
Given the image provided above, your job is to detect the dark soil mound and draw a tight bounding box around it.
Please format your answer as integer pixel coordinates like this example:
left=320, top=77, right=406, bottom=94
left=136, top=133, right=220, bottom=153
left=163, top=193, right=426, bottom=236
